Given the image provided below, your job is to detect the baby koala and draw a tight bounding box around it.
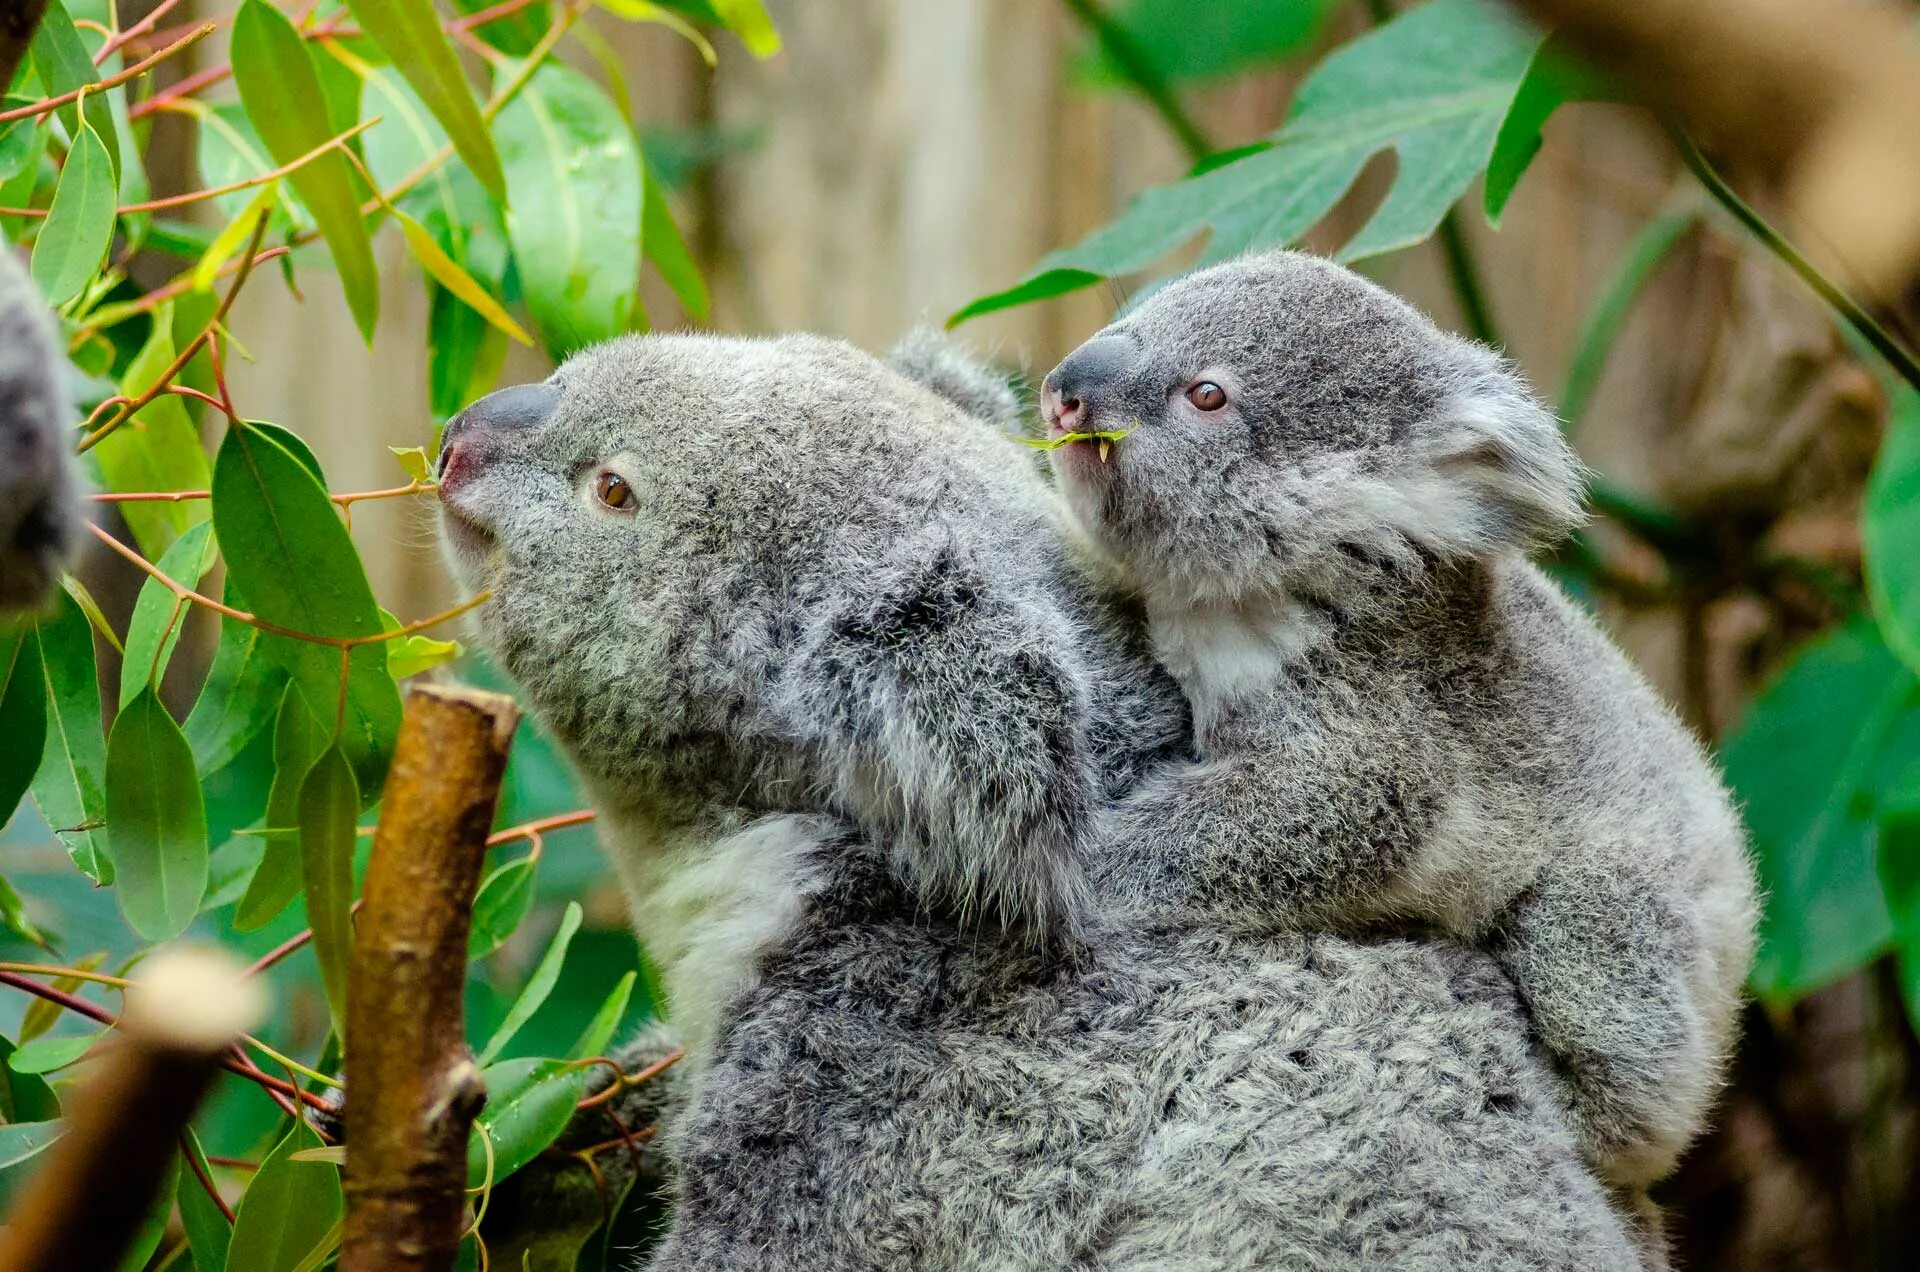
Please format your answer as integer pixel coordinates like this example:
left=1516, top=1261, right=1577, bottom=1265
left=1037, top=251, right=1757, bottom=1188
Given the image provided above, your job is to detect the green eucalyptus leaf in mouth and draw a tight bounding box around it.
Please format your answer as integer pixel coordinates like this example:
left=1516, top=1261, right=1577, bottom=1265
left=1012, top=425, right=1137, bottom=460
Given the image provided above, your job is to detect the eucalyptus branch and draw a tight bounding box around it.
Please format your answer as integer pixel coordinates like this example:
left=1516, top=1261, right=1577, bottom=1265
left=93, top=479, right=440, bottom=509
left=0, top=20, right=212, bottom=123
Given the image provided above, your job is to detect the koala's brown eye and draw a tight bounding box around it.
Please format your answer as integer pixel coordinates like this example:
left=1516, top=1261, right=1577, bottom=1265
left=594, top=470, right=635, bottom=512
left=1186, top=381, right=1228, bottom=411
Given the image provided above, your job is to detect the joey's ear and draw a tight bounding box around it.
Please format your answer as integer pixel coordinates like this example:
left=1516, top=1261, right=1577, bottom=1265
left=774, top=538, right=1095, bottom=941
left=1420, top=357, right=1587, bottom=554
left=887, top=328, right=1028, bottom=435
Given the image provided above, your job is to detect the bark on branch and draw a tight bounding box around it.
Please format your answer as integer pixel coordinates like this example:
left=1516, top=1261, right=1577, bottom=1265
left=0, top=947, right=265, bottom=1272
left=342, top=684, right=520, bottom=1272
left=1510, top=0, right=1920, bottom=304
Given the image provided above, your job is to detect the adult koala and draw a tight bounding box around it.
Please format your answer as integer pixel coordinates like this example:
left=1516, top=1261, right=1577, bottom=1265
left=437, top=334, right=1655, bottom=1269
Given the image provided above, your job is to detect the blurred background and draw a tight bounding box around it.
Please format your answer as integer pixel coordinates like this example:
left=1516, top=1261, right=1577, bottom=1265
left=6, top=2, right=1917, bottom=1268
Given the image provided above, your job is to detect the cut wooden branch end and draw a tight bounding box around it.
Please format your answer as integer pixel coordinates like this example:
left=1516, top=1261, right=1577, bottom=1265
left=0, top=946, right=265, bottom=1272
left=343, top=683, right=520, bottom=1272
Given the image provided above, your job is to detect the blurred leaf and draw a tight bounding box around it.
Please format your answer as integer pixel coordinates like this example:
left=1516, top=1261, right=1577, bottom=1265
left=28, top=1, right=119, bottom=181
left=228, top=1122, right=343, bottom=1272
left=467, top=1057, right=588, bottom=1186
left=468, top=856, right=538, bottom=959
left=478, top=901, right=583, bottom=1064
left=60, top=574, right=123, bottom=656
left=195, top=181, right=280, bottom=292
left=91, top=302, right=215, bottom=560
left=1867, top=388, right=1920, bottom=678
left=0, top=1037, right=60, bottom=1122
left=231, top=0, right=380, bottom=340
left=118, top=522, right=217, bottom=709
left=28, top=590, right=110, bottom=884
left=17, top=953, right=102, bottom=1043
left=178, top=1128, right=231, bottom=1272
left=1, top=624, right=48, bottom=826
left=953, top=0, right=1542, bottom=323
left=494, top=61, right=643, bottom=357
left=1483, top=35, right=1614, bottom=226
left=1723, top=617, right=1915, bottom=998
left=570, top=969, right=636, bottom=1059
left=212, top=420, right=402, bottom=802
left=184, top=578, right=291, bottom=777
left=192, top=101, right=311, bottom=231
left=8, top=1028, right=103, bottom=1074
left=0, top=874, right=48, bottom=949
left=1882, top=809, right=1920, bottom=1038
left=237, top=682, right=325, bottom=932
left=107, top=687, right=210, bottom=940
left=299, top=744, right=359, bottom=1040
left=1074, top=0, right=1337, bottom=86
left=708, top=0, right=780, bottom=56
left=0, top=99, right=40, bottom=181
left=387, top=632, right=461, bottom=681
left=641, top=156, right=708, bottom=320
left=345, top=0, right=505, bottom=201
left=394, top=207, right=532, bottom=344
left=29, top=118, right=115, bottom=307
left=429, top=280, right=509, bottom=422
left=597, top=1, right=717, bottom=67
left=0, top=1120, right=61, bottom=1170
left=1557, top=204, right=1697, bottom=433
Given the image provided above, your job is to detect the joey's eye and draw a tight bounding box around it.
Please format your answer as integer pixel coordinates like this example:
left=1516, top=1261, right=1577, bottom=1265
left=1186, top=381, right=1228, bottom=411
left=594, top=470, right=636, bottom=512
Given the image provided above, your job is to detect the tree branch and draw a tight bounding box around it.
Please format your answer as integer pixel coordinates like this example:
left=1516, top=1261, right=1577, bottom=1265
left=0, top=948, right=264, bottom=1272
left=342, top=685, right=521, bottom=1272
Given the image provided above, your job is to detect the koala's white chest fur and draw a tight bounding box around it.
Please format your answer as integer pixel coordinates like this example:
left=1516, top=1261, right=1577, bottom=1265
left=1146, top=591, right=1329, bottom=732
left=599, top=807, right=832, bottom=1066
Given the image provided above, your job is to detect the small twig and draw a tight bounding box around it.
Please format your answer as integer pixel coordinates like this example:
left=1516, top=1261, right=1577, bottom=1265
left=0, top=21, right=212, bottom=123
left=93, top=480, right=439, bottom=509
left=179, top=1132, right=236, bottom=1225
left=97, top=0, right=187, bottom=63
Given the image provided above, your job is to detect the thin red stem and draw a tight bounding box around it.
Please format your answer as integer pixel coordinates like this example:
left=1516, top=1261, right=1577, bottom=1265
left=179, top=1132, right=236, bottom=1225
left=0, top=22, right=214, bottom=124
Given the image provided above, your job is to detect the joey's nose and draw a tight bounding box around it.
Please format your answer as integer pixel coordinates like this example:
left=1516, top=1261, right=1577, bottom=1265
left=438, top=382, right=561, bottom=489
left=1042, top=336, right=1134, bottom=432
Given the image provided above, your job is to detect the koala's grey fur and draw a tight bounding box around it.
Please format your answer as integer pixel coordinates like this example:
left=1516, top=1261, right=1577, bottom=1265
left=440, top=332, right=1658, bottom=1268
left=0, top=246, right=83, bottom=611
left=1038, top=251, right=1757, bottom=1187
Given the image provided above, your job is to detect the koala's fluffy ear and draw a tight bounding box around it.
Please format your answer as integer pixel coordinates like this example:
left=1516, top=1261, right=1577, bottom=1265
left=1408, top=351, right=1586, bottom=557
left=775, top=536, right=1095, bottom=942
left=887, top=328, right=1027, bottom=435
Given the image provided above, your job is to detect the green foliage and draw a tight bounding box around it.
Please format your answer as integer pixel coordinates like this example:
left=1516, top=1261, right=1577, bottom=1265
left=1, top=1, right=756, bottom=1263
left=1074, top=0, right=1340, bottom=86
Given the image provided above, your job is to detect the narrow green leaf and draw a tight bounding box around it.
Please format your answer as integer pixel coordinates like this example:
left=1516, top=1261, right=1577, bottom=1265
left=119, top=522, right=218, bottom=709
left=394, top=207, right=532, bottom=344
left=1, top=624, right=49, bottom=826
left=467, top=856, right=538, bottom=959
left=387, top=632, right=461, bottom=681
left=183, top=578, right=291, bottom=777
left=0, top=98, right=41, bottom=181
left=948, top=268, right=1108, bottom=328
left=1880, top=810, right=1920, bottom=1044
left=8, top=1029, right=103, bottom=1074
left=641, top=155, right=708, bottom=319
left=107, top=687, right=210, bottom=940
left=195, top=181, right=280, bottom=292
left=29, top=118, right=116, bottom=307
left=212, top=421, right=402, bottom=802
left=345, top=0, right=505, bottom=201
left=1484, top=36, right=1615, bottom=225
left=494, top=61, right=643, bottom=357
left=177, top=1129, right=231, bottom=1272
left=0, top=1037, right=60, bottom=1122
left=477, top=901, right=583, bottom=1065
left=91, top=302, right=214, bottom=560
left=236, top=682, right=326, bottom=931
left=1073, top=0, right=1336, bottom=86
left=28, top=1, right=120, bottom=180
left=570, top=970, right=637, bottom=1059
left=1867, top=389, right=1920, bottom=678
left=0, top=874, right=48, bottom=949
left=28, top=590, right=110, bottom=884
left=299, top=744, right=359, bottom=1041
left=231, top=0, right=380, bottom=340
left=709, top=0, right=781, bottom=56
left=389, top=446, right=433, bottom=483
left=1722, top=616, right=1916, bottom=997
left=227, top=1122, right=343, bottom=1272
left=0, top=1121, right=61, bottom=1171
left=429, top=280, right=509, bottom=422
left=467, top=1057, right=588, bottom=1186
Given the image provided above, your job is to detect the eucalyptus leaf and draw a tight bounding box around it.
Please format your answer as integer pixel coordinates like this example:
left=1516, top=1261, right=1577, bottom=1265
left=477, top=901, right=583, bottom=1064
left=345, top=0, right=505, bottom=201
left=1073, top=0, right=1338, bottom=86
left=29, top=118, right=115, bottom=307
left=227, top=1122, right=343, bottom=1272
left=1, top=623, right=48, bottom=825
left=118, top=522, right=217, bottom=708
left=7, top=1028, right=103, bottom=1074
left=106, top=687, right=210, bottom=941
left=91, top=303, right=214, bottom=560
left=1867, top=389, right=1920, bottom=678
left=183, top=577, right=291, bottom=777
left=299, top=743, right=359, bottom=1040
left=28, top=1, right=119, bottom=180
left=0, top=1120, right=61, bottom=1171
left=468, top=855, right=538, bottom=959
left=571, top=970, right=637, bottom=1059
left=236, top=682, right=326, bottom=932
left=28, top=590, right=110, bottom=884
left=467, top=1057, right=589, bottom=1186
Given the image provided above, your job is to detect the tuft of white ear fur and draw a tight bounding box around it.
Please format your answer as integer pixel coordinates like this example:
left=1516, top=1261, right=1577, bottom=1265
left=887, top=327, right=1027, bottom=435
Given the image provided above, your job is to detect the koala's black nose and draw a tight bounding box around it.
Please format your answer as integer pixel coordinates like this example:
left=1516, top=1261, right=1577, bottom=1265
left=1044, top=335, right=1135, bottom=407
left=438, top=382, right=561, bottom=470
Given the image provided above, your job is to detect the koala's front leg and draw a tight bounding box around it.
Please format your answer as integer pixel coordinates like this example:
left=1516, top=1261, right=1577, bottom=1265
left=1492, top=862, right=1716, bottom=1188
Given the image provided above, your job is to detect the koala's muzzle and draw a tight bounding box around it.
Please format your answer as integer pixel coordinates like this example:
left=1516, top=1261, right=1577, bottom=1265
left=438, top=382, right=560, bottom=493
left=1042, top=335, right=1135, bottom=435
